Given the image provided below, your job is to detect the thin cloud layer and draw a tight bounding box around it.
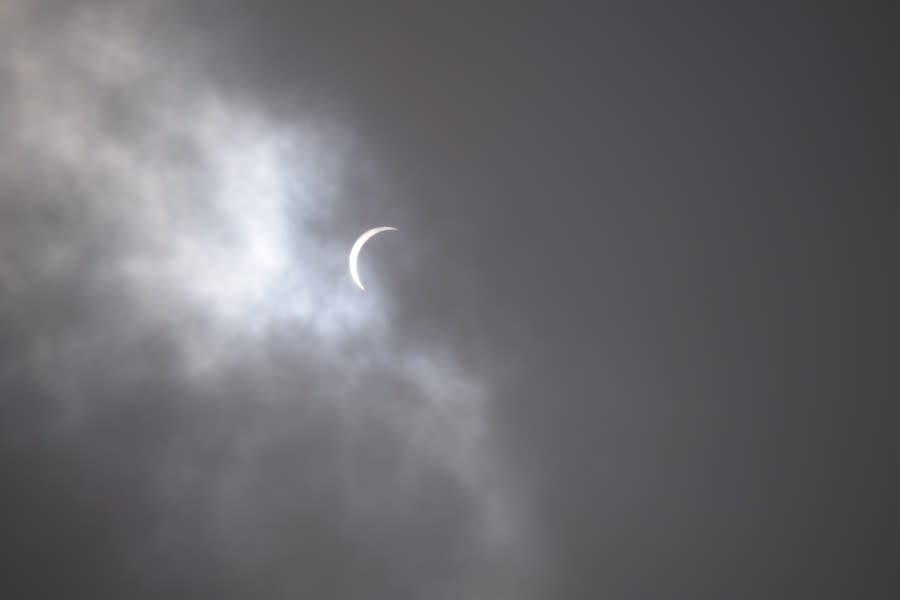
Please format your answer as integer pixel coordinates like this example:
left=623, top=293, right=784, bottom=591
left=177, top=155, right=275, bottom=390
left=0, top=2, right=539, bottom=597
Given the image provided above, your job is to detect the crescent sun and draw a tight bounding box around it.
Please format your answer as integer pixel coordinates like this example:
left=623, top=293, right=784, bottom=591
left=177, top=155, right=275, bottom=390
left=349, top=226, right=397, bottom=290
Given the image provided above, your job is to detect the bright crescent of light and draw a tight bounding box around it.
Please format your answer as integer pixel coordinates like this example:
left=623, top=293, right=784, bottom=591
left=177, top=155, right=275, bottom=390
left=349, top=226, right=397, bottom=290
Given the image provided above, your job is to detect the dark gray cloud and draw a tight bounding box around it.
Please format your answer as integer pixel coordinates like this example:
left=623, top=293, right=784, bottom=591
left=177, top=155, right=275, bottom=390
left=2, top=1, right=898, bottom=598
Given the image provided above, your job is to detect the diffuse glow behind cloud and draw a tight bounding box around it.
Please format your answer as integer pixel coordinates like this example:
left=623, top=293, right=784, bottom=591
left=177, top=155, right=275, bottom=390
left=6, top=2, right=374, bottom=343
left=1, top=3, right=539, bottom=596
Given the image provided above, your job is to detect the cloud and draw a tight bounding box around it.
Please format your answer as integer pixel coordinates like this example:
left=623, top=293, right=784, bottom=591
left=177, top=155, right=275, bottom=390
left=0, top=2, right=541, bottom=597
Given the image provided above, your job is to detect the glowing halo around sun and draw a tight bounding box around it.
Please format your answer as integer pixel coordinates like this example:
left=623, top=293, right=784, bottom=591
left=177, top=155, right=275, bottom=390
left=348, top=227, right=397, bottom=290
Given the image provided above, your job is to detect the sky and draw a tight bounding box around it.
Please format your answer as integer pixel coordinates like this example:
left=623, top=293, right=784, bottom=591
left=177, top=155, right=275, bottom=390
left=1, top=1, right=898, bottom=598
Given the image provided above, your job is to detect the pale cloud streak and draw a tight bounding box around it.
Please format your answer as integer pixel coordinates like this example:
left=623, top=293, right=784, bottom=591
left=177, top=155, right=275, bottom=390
left=0, top=3, right=537, bottom=596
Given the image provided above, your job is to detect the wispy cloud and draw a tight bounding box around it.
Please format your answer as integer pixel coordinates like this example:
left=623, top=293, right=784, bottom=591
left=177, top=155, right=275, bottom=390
left=0, top=3, right=536, bottom=597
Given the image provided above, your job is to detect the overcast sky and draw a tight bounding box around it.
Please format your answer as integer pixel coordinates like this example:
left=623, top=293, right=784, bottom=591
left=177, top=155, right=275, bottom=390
left=1, top=1, right=897, bottom=598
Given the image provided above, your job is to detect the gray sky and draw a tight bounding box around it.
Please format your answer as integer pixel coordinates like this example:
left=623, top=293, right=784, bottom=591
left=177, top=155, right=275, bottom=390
left=1, top=1, right=897, bottom=598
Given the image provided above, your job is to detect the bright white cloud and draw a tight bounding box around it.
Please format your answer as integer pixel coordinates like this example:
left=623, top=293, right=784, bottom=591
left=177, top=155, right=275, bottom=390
left=1, top=3, right=538, bottom=595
